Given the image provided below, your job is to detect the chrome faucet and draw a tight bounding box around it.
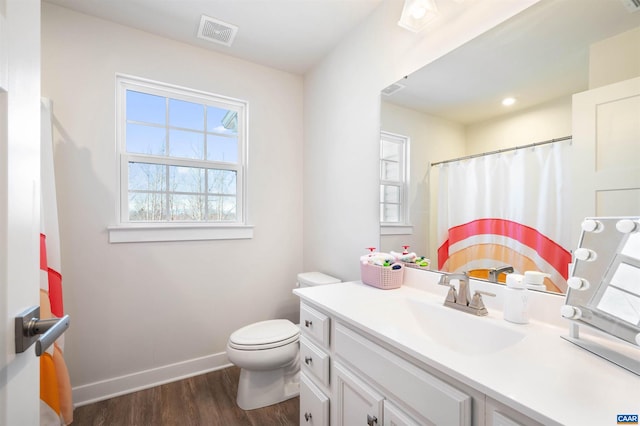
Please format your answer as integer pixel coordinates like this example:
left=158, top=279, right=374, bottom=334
left=438, top=272, right=495, bottom=316
left=488, top=265, right=514, bottom=283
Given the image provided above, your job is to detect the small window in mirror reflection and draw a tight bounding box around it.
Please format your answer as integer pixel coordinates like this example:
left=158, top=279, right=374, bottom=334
left=380, top=132, right=409, bottom=225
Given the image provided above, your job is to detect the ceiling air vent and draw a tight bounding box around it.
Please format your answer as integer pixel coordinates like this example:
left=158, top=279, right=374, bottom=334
left=620, top=0, right=640, bottom=12
left=382, top=83, right=405, bottom=96
left=197, top=15, right=238, bottom=47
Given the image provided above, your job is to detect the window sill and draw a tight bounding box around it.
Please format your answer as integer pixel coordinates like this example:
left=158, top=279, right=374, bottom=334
left=380, top=225, right=413, bottom=236
left=107, top=223, right=254, bottom=243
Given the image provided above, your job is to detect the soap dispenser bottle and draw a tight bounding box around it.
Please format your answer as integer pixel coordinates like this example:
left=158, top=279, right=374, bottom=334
left=504, top=274, right=529, bottom=324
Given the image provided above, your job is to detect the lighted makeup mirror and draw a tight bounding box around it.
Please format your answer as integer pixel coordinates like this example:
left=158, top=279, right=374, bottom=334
left=562, top=217, right=640, bottom=375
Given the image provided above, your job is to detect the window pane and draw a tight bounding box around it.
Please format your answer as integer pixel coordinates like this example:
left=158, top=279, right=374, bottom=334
left=381, top=160, right=400, bottom=181
left=380, top=185, right=400, bottom=203
left=169, top=194, right=205, bottom=220
left=381, top=204, right=400, bottom=222
left=207, top=106, right=238, bottom=135
left=126, top=123, right=166, bottom=155
left=207, top=195, right=237, bottom=221
left=119, top=77, right=247, bottom=225
left=129, top=162, right=166, bottom=192
left=381, top=140, right=400, bottom=161
left=207, top=134, right=238, bottom=163
left=127, top=90, right=166, bottom=125
left=169, top=165, right=205, bottom=193
left=208, top=169, right=236, bottom=195
left=169, top=129, right=204, bottom=159
left=169, top=99, right=204, bottom=131
left=128, top=192, right=166, bottom=221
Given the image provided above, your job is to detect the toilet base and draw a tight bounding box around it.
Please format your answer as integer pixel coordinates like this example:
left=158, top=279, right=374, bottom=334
left=236, top=362, right=300, bottom=410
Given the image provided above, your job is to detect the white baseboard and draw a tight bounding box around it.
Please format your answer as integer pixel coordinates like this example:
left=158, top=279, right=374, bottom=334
left=72, top=352, right=232, bottom=407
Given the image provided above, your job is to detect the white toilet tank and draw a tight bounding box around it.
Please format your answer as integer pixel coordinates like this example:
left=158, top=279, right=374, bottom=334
left=297, top=272, right=341, bottom=288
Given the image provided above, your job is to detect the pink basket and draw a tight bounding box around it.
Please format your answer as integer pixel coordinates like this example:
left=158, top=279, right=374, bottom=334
left=360, top=262, right=404, bottom=290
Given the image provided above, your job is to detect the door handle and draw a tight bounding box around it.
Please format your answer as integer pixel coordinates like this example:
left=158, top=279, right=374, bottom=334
left=15, top=306, right=70, bottom=356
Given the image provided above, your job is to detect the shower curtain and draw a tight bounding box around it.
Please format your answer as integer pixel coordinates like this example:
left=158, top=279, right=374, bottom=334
left=436, top=141, right=572, bottom=292
left=40, top=99, right=73, bottom=425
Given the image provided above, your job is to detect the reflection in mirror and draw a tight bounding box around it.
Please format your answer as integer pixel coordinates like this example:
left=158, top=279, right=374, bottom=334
left=379, top=0, right=640, bottom=294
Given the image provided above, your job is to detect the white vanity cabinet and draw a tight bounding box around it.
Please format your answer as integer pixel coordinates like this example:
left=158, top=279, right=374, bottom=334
left=297, top=300, right=551, bottom=426
left=300, top=303, right=332, bottom=426
left=295, top=281, right=637, bottom=425
left=298, top=301, right=482, bottom=426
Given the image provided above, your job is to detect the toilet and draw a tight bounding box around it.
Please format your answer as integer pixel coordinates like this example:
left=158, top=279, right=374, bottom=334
left=226, top=272, right=340, bottom=410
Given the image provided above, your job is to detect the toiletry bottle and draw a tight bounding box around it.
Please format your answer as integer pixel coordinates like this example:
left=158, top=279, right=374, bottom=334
left=504, top=274, right=529, bottom=324
left=360, top=247, right=377, bottom=264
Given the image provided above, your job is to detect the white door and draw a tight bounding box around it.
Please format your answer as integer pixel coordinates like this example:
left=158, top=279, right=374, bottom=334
left=0, top=1, right=42, bottom=425
left=571, top=76, right=640, bottom=245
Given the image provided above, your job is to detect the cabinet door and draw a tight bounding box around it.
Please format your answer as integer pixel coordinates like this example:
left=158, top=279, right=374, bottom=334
left=486, top=397, right=546, bottom=426
left=383, top=401, right=423, bottom=426
left=335, top=362, right=384, bottom=426
left=300, top=373, right=329, bottom=426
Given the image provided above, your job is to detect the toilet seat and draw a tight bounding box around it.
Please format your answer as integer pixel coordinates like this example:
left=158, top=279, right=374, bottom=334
left=229, top=319, right=300, bottom=350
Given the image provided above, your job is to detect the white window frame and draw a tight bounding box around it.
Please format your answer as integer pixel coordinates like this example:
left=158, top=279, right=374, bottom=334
left=380, top=131, right=412, bottom=235
left=108, top=74, right=252, bottom=243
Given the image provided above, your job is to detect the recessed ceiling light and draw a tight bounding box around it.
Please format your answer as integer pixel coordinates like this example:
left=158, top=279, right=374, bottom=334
left=502, top=97, right=516, bottom=106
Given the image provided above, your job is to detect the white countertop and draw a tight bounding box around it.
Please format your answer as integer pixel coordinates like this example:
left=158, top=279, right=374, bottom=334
left=294, top=279, right=640, bottom=426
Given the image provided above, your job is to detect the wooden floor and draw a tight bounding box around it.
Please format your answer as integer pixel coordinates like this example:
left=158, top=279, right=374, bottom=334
left=72, top=366, right=299, bottom=426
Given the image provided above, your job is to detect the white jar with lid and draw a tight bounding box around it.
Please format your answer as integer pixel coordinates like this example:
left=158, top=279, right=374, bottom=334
left=523, top=270, right=549, bottom=291
left=504, top=273, right=529, bottom=324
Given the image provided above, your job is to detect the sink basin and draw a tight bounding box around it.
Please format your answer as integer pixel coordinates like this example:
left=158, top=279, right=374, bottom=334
left=367, top=296, right=526, bottom=355
left=409, top=299, right=526, bottom=355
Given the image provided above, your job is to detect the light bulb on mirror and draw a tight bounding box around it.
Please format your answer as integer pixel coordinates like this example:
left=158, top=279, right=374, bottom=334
left=561, top=305, right=582, bottom=320
left=574, top=248, right=597, bottom=262
left=616, top=219, right=639, bottom=234
left=567, top=277, right=590, bottom=291
left=581, top=219, right=603, bottom=233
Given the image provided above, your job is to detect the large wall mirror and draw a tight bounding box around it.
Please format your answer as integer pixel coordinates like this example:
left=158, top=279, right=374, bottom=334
left=380, top=0, right=640, bottom=294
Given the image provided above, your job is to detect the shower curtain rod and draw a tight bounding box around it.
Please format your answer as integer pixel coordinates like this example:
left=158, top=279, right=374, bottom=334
left=430, top=135, right=572, bottom=167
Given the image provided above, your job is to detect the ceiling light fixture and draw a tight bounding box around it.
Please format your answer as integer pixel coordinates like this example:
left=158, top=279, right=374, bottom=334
left=502, top=97, right=516, bottom=106
left=398, top=0, right=439, bottom=32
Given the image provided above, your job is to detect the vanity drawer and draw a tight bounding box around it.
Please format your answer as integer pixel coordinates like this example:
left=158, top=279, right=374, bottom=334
left=300, top=303, right=330, bottom=347
left=300, top=336, right=330, bottom=387
left=334, top=322, right=471, bottom=426
left=300, top=372, right=329, bottom=426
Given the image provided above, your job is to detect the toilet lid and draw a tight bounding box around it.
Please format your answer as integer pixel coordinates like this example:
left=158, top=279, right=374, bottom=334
left=229, top=319, right=300, bottom=350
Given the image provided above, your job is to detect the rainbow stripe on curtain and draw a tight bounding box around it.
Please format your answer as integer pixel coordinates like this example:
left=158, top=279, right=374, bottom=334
left=436, top=142, right=572, bottom=292
left=41, top=99, right=73, bottom=425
